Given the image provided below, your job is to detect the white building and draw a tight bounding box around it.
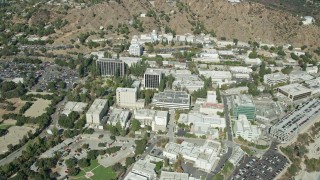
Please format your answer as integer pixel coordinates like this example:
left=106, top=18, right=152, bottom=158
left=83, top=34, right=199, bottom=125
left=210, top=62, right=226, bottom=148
left=163, top=140, right=221, bottom=173
left=199, top=70, right=232, bottom=83
left=62, top=102, right=88, bottom=116
left=229, top=66, right=253, bottom=74
left=124, top=159, right=156, bottom=180
left=134, top=109, right=168, bottom=132
left=263, top=73, right=289, bottom=86
left=289, top=71, right=314, bottom=83
left=86, top=99, right=108, bottom=125
left=116, top=87, right=144, bottom=109
left=207, top=91, right=217, bottom=104
left=129, top=43, right=142, bottom=56
left=193, top=49, right=220, bottom=63
left=152, top=90, right=191, bottom=110
left=244, top=58, right=262, bottom=66
left=305, top=77, right=320, bottom=95
left=179, top=113, right=226, bottom=136
left=229, top=146, right=245, bottom=166
left=107, top=109, right=130, bottom=128
left=234, top=114, right=261, bottom=142
left=160, top=171, right=200, bottom=180
left=276, top=83, right=312, bottom=101
left=302, top=16, right=315, bottom=25
left=172, top=74, right=204, bottom=93
left=306, top=66, right=318, bottom=74
left=119, top=57, right=141, bottom=67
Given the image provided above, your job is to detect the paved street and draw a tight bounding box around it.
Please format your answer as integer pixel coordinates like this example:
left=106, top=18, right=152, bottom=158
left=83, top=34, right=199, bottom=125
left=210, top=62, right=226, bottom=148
left=206, top=95, right=234, bottom=180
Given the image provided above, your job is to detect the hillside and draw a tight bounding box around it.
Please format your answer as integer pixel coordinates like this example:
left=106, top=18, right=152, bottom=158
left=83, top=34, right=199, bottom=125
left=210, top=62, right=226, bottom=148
left=30, top=0, right=320, bottom=47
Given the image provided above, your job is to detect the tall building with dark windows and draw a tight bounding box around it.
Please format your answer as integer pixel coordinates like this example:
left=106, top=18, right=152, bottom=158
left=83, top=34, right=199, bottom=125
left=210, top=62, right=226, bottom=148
left=144, top=68, right=163, bottom=89
left=96, top=58, right=125, bottom=77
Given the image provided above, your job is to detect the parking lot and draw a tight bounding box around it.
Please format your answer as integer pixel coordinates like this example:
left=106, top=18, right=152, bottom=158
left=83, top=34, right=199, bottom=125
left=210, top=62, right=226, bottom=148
left=232, top=150, right=289, bottom=180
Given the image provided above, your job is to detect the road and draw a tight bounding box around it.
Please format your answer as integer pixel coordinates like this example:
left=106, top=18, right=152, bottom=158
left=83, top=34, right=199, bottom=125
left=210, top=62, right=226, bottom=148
left=206, top=95, right=234, bottom=180
left=0, top=97, right=67, bottom=167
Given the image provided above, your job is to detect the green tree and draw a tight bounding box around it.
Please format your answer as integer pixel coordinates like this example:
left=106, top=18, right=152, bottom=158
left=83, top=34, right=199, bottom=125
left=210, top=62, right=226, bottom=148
left=125, top=157, right=135, bottom=167
left=131, top=119, right=141, bottom=131
left=78, top=158, right=90, bottom=168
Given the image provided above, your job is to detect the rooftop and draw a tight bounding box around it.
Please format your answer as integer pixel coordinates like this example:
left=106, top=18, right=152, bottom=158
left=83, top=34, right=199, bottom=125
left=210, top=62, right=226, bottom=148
left=116, top=87, right=137, bottom=93
left=232, top=94, right=255, bottom=107
left=160, top=171, right=189, bottom=180
left=277, top=83, right=311, bottom=96
left=152, top=90, right=190, bottom=105
left=87, top=99, right=108, bottom=115
left=132, top=159, right=156, bottom=178
left=144, top=68, right=163, bottom=75
left=62, top=101, right=88, bottom=115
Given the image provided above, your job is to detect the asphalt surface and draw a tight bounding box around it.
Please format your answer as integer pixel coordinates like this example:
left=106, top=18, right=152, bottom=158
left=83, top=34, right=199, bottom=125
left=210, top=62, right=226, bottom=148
left=206, top=95, right=234, bottom=180
left=231, top=142, right=289, bottom=180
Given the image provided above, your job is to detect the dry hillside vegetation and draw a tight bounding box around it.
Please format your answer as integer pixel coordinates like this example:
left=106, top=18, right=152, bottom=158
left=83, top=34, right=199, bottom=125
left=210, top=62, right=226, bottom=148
left=28, top=0, right=320, bottom=47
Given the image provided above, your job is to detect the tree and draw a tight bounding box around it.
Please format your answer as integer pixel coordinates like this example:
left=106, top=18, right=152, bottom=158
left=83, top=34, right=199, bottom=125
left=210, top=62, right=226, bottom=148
left=216, top=87, right=222, bottom=103
left=68, top=167, right=80, bottom=176
left=248, top=51, right=258, bottom=59
left=159, top=78, right=165, bottom=92
left=125, top=157, right=135, bottom=167
left=78, top=158, right=90, bottom=168
left=131, top=119, right=141, bottom=131
left=65, top=157, right=77, bottom=168
left=135, top=139, right=147, bottom=155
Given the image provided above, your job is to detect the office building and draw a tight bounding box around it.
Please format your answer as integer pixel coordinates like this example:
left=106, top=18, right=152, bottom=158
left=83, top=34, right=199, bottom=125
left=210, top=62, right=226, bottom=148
left=231, top=95, right=256, bottom=120
left=119, top=57, right=141, bottom=67
left=129, top=43, right=142, bottom=56
left=306, top=66, right=318, bottom=74
left=305, top=77, right=320, bottom=95
left=62, top=102, right=88, bottom=116
left=96, top=58, right=125, bottom=77
left=289, top=71, right=314, bottom=83
left=179, top=113, right=226, bottom=136
left=229, top=146, right=245, bottom=166
left=86, top=99, right=108, bottom=125
left=270, top=99, right=320, bottom=142
left=263, top=73, right=289, bottom=86
left=106, top=109, right=130, bottom=128
left=172, top=74, right=204, bottom=93
left=152, top=90, right=191, bottom=110
left=234, top=114, right=261, bottom=142
left=144, top=68, right=163, bottom=89
left=276, top=83, right=312, bottom=101
left=199, top=71, right=232, bottom=83
left=244, top=58, right=262, bottom=66
left=124, top=159, right=156, bottom=180
left=229, top=66, right=253, bottom=74
left=163, top=140, right=221, bottom=173
left=160, top=171, right=200, bottom=180
left=134, top=109, right=168, bottom=132
left=116, top=87, right=144, bottom=109
left=207, top=91, right=217, bottom=103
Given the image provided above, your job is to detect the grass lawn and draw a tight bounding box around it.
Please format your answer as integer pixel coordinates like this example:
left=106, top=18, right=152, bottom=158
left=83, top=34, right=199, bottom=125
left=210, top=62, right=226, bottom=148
left=72, top=160, right=117, bottom=180
left=0, top=124, right=12, bottom=130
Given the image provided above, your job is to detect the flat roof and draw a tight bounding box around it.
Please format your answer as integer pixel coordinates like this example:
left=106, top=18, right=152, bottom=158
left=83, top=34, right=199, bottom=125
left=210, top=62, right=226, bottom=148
left=277, top=83, right=311, bottom=96
left=232, top=94, right=255, bottom=107
left=264, top=73, right=288, bottom=80
left=87, top=99, right=108, bottom=115
left=160, top=171, right=189, bottom=180
left=144, top=68, right=163, bottom=75
left=152, top=90, right=190, bottom=105
left=116, top=87, right=137, bottom=93
left=62, top=101, right=88, bottom=115
left=132, top=160, right=156, bottom=177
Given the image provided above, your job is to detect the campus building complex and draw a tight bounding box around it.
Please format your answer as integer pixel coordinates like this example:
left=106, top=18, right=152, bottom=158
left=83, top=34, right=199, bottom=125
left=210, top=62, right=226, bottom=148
left=116, top=87, right=144, bottom=109
left=263, top=73, right=289, bottom=86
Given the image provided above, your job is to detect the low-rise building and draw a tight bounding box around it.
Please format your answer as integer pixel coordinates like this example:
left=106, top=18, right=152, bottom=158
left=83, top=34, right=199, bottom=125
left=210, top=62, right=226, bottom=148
left=160, top=171, right=199, bottom=180
left=306, top=66, right=318, bottom=74
left=244, top=58, right=262, bottom=66
left=305, top=77, right=320, bottom=95
left=152, top=90, right=191, bottom=110
left=229, top=146, right=245, bottom=166
left=129, top=43, right=143, bottom=56
left=179, top=113, right=225, bottom=136
left=289, top=71, right=314, bottom=83
left=134, top=109, right=168, bottom=132
left=106, top=109, right=130, bottom=128
left=172, top=74, right=204, bottom=93
left=62, top=102, right=88, bottom=116
left=229, top=66, right=253, bottom=74
left=163, top=140, right=221, bottom=173
left=86, top=99, right=108, bottom=126
left=270, top=99, right=320, bottom=142
left=119, top=57, right=141, bottom=67
left=124, top=159, right=156, bottom=180
left=276, top=83, right=312, bottom=101
left=199, top=103, right=224, bottom=115
left=199, top=70, right=232, bottom=83
left=234, top=114, right=261, bottom=142
left=264, top=73, right=289, bottom=86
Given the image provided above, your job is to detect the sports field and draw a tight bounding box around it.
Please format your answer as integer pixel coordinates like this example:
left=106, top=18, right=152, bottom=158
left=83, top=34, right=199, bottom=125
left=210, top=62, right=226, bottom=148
left=72, top=160, right=117, bottom=180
